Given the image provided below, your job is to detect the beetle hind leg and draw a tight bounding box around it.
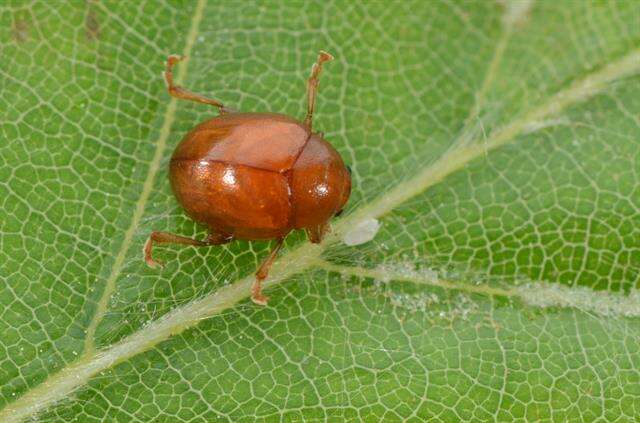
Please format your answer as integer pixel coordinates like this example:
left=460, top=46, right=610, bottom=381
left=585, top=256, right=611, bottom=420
left=144, top=230, right=232, bottom=268
left=252, top=237, right=286, bottom=306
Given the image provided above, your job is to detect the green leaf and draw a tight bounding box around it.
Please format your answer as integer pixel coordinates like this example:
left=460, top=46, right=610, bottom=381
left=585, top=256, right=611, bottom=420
left=2, top=0, right=640, bottom=421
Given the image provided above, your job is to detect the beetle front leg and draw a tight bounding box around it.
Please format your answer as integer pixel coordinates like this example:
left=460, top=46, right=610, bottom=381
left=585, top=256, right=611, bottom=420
left=303, top=51, right=333, bottom=131
left=252, top=237, right=286, bottom=306
left=306, top=222, right=330, bottom=244
left=144, top=231, right=232, bottom=268
left=164, top=55, right=230, bottom=113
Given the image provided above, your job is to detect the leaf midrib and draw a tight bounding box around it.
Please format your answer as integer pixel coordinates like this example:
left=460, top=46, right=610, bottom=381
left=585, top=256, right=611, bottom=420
left=3, top=13, right=640, bottom=423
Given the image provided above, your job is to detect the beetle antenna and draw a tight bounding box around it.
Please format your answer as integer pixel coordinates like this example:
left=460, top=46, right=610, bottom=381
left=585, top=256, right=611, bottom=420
left=304, top=50, right=334, bottom=131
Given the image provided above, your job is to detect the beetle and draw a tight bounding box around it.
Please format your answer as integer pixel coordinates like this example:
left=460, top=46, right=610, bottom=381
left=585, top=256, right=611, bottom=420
left=144, top=51, right=351, bottom=305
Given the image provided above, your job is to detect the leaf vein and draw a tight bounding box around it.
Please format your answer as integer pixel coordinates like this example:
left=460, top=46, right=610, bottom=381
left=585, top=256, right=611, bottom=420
left=81, top=0, right=207, bottom=368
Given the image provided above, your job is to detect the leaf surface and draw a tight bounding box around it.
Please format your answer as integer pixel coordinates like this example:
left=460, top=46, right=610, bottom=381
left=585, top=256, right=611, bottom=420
left=1, top=1, right=640, bottom=421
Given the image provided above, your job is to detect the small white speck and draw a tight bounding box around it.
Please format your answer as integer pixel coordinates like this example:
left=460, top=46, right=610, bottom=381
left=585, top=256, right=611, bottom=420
left=342, top=218, right=381, bottom=246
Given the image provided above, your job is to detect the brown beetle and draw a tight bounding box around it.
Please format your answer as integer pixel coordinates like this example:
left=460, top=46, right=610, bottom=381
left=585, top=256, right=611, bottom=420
left=145, top=51, right=351, bottom=305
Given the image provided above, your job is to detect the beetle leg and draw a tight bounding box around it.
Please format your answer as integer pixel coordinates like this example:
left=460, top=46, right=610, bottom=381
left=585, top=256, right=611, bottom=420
left=144, top=230, right=232, bottom=268
left=252, top=237, right=286, bottom=306
left=303, top=51, right=333, bottom=131
left=164, top=55, right=229, bottom=113
left=306, top=222, right=330, bottom=244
